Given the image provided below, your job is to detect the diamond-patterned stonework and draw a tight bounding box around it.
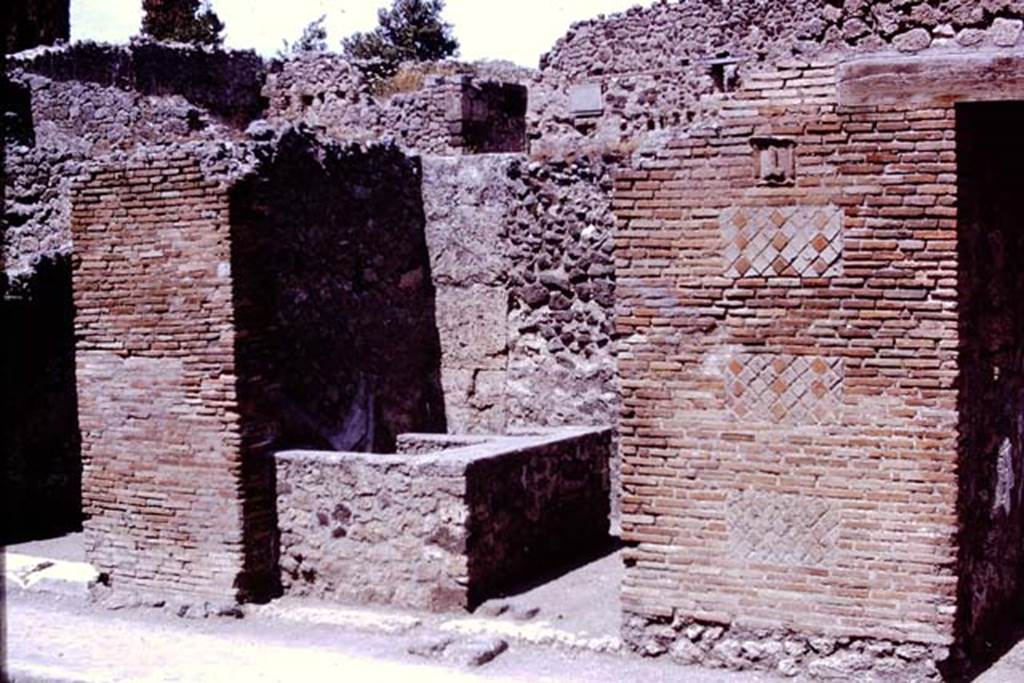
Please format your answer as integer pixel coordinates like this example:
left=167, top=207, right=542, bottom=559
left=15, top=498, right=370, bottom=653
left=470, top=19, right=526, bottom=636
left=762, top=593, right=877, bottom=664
left=725, top=353, right=843, bottom=424
left=726, top=490, right=840, bottom=567
left=720, top=204, right=843, bottom=278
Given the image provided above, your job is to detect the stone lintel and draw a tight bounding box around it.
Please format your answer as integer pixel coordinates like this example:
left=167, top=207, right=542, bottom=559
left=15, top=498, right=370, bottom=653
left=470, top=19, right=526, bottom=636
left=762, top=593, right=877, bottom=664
left=838, top=52, right=1024, bottom=107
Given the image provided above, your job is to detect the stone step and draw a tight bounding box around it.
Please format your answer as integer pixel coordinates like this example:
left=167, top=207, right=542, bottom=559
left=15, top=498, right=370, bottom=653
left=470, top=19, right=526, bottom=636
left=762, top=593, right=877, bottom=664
left=4, top=552, right=100, bottom=597
left=439, top=615, right=622, bottom=654
left=250, top=598, right=422, bottom=634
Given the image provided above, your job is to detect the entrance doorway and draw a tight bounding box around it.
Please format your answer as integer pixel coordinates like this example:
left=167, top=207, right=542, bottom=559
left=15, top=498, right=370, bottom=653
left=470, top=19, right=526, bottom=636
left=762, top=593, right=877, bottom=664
left=955, top=101, right=1024, bottom=664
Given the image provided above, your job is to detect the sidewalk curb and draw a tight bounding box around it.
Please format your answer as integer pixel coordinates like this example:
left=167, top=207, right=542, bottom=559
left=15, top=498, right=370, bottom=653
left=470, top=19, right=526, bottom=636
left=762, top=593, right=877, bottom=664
left=6, top=662, right=101, bottom=683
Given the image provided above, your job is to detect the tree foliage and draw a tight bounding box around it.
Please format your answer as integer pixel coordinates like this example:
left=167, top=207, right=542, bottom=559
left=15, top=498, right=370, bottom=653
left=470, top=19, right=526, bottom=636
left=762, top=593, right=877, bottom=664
left=341, top=0, right=458, bottom=82
left=279, top=15, right=328, bottom=58
left=141, top=0, right=225, bottom=46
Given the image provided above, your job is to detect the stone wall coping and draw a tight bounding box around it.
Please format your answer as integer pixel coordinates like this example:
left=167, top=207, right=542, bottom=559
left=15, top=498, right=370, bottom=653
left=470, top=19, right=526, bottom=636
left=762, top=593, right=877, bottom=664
left=419, top=152, right=526, bottom=164
left=275, top=425, right=611, bottom=470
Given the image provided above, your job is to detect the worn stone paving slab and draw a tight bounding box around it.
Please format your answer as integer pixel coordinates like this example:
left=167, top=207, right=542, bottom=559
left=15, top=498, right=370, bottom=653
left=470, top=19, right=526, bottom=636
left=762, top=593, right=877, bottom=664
left=440, top=616, right=621, bottom=653
left=5, top=553, right=99, bottom=596
left=408, top=633, right=511, bottom=667
left=251, top=598, right=422, bottom=634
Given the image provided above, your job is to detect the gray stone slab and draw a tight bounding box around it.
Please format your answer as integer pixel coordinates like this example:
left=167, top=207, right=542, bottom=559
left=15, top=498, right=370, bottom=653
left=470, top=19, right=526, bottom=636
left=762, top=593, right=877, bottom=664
left=569, top=83, right=603, bottom=117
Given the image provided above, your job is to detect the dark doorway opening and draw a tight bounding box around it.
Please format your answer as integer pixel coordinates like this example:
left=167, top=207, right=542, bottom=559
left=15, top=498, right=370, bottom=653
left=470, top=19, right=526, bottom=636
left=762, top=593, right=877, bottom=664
left=1, top=256, right=82, bottom=544
left=953, top=101, right=1024, bottom=673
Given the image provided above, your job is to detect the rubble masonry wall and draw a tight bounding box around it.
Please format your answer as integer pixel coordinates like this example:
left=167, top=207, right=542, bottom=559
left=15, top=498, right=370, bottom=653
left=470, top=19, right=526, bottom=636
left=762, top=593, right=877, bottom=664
left=274, top=427, right=610, bottom=611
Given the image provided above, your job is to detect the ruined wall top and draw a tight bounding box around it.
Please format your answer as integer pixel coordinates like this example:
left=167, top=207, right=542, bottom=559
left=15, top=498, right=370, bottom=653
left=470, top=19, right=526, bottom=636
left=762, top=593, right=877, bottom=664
left=9, top=40, right=268, bottom=128
left=541, top=0, right=1024, bottom=78
left=5, top=0, right=69, bottom=54
left=262, top=54, right=531, bottom=154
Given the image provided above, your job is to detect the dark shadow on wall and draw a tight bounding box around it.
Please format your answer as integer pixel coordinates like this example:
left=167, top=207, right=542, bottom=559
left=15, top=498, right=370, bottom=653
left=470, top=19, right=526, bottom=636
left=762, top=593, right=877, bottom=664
left=463, top=431, right=612, bottom=608
left=947, top=101, right=1024, bottom=679
left=477, top=535, right=623, bottom=604
left=227, top=130, right=447, bottom=598
left=2, top=77, right=35, bottom=146
left=0, top=255, right=82, bottom=544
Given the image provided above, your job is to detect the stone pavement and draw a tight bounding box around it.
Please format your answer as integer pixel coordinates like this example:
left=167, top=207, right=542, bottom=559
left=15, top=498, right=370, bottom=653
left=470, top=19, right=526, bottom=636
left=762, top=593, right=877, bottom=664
left=4, top=538, right=1024, bottom=682
left=1, top=535, right=762, bottom=683
left=2, top=589, right=770, bottom=683
left=976, top=641, right=1024, bottom=683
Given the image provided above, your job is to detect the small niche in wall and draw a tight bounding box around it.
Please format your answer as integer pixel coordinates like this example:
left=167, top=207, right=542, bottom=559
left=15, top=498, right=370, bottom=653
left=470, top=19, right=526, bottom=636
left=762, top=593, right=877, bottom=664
left=751, top=136, right=797, bottom=186
left=704, top=56, right=742, bottom=93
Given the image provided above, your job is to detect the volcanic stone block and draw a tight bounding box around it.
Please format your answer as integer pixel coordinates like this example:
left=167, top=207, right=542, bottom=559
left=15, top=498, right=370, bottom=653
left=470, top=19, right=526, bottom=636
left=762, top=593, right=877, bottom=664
left=434, top=285, right=508, bottom=368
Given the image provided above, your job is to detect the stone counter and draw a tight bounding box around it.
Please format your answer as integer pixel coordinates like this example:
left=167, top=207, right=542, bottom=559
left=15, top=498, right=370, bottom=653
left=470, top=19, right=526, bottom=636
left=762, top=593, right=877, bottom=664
left=275, top=426, right=611, bottom=611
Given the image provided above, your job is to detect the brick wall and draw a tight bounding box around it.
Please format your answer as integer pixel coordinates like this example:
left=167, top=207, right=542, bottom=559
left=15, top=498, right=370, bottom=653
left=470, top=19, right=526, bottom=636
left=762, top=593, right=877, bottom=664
left=3, top=43, right=265, bottom=546
left=614, top=56, right=965, bottom=677
left=71, top=149, right=271, bottom=605
left=69, top=133, right=455, bottom=604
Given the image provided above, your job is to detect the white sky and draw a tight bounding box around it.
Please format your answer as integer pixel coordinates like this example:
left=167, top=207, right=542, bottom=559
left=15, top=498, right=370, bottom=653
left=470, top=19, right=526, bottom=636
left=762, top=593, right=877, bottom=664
left=70, top=0, right=657, bottom=67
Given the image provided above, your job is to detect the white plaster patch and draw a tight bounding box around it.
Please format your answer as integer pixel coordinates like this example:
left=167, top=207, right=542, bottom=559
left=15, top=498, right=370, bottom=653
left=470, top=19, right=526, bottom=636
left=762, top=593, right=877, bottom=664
left=993, top=437, right=1015, bottom=517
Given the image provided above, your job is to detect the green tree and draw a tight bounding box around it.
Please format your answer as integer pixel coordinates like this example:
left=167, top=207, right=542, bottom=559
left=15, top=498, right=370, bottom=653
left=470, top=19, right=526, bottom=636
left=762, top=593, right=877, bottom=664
left=279, top=15, right=328, bottom=58
left=141, top=0, right=225, bottom=46
left=341, top=0, right=458, bottom=82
